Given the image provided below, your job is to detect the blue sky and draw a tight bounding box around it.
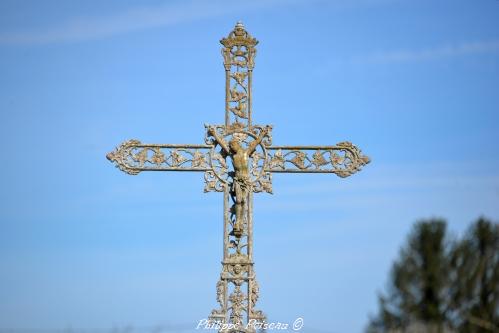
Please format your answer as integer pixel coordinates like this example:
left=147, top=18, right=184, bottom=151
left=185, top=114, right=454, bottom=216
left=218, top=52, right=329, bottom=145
left=0, top=0, right=498, bottom=332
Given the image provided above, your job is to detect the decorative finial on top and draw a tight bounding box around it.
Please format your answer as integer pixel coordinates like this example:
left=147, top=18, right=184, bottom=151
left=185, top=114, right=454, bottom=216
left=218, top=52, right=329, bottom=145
left=220, top=21, right=258, bottom=48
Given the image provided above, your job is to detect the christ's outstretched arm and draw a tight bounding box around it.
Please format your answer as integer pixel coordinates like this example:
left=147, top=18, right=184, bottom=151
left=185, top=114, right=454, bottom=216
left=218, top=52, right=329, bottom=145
left=208, top=126, right=230, bottom=154
left=248, top=126, right=270, bottom=154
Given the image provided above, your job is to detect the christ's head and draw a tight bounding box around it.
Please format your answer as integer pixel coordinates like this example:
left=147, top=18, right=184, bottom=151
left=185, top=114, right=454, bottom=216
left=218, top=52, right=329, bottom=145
left=229, top=138, right=242, bottom=152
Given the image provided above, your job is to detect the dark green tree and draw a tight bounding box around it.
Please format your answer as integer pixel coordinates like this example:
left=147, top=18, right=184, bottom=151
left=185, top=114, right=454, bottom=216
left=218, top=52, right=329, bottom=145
left=367, top=217, right=499, bottom=333
left=367, top=219, right=453, bottom=333
left=449, top=218, right=499, bottom=332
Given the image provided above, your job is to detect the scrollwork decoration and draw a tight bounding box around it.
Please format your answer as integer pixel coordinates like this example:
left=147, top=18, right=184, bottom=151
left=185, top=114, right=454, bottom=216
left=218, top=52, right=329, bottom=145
left=266, top=142, right=370, bottom=177
left=221, top=22, right=258, bottom=128
left=106, top=140, right=212, bottom=175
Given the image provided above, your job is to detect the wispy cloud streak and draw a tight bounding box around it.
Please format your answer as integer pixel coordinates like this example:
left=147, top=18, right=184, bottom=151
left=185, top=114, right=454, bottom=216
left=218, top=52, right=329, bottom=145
left=0, top=0, right=296, bottom=45
left=352, top=39, right=499, bottom=64
left=0, top=0, right=404, bottom=46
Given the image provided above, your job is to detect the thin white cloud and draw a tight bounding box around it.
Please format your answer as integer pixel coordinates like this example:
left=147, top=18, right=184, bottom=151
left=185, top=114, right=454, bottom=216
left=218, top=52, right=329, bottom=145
left=353, top=39, right=499, bottom=64
left=0, top=0, right=296, bottom=45
left=0, top=0, right=403, bottom=46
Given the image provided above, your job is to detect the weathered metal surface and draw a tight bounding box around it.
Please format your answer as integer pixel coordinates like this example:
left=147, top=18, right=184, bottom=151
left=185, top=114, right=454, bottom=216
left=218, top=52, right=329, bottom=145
left=266, top=143, right=370, bottom=176
left=106, top=140, right=212, bottom=175
left=106, top=22, right=370, bottom=332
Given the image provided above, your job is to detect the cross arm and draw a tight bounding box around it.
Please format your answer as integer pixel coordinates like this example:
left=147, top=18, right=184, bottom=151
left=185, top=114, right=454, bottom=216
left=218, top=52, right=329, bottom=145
left=265, top=142, right=370, bottom=177
left=106, top=139, right=212, bottom=175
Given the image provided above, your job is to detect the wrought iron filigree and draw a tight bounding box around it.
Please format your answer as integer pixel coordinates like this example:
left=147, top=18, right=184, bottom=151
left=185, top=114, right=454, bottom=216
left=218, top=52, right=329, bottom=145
left=209, top=187, right=266, bottom=330
left=252, top=172, right=272, bottom=194
left=266, top=142, right=370, bottom=177
left=204, top=170, right=227, bottom=193
left=106, top=140, right=212, bottom=175
left=221, top=21, right=257, bottom=129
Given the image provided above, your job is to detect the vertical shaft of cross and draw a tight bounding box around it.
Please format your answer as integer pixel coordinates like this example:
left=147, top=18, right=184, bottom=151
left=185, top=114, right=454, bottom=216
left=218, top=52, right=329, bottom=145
left=209, top=22, right=266, bottom=332
left=221, top=21, right=258, bottom=130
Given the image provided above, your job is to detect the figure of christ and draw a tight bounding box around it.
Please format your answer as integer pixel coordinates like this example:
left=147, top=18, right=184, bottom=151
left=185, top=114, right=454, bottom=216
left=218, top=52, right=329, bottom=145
left=208, top=126, right=270, bottom=238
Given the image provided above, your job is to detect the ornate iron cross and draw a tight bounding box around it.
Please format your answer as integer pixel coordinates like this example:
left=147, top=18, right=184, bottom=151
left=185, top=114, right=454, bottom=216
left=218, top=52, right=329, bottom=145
left=107, top=22, right=370, bottom=332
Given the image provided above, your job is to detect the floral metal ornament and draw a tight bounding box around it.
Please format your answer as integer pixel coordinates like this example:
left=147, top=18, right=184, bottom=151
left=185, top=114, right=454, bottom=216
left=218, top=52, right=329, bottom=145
left=106, top=22, right=370, bottom=332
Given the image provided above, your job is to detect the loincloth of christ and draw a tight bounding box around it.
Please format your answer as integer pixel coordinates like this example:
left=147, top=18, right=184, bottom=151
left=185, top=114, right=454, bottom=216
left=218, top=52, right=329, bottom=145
left=232, top=175, right=252, bottom=199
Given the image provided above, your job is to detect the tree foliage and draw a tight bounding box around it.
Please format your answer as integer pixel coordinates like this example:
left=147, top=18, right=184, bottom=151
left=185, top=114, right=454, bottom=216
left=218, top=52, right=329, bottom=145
left=367, top=218, right=499, bottom=333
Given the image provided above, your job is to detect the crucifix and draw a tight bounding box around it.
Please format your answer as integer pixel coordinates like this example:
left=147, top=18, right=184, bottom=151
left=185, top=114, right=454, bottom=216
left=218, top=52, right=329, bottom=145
left=107, top=22, right=370, bottom=332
